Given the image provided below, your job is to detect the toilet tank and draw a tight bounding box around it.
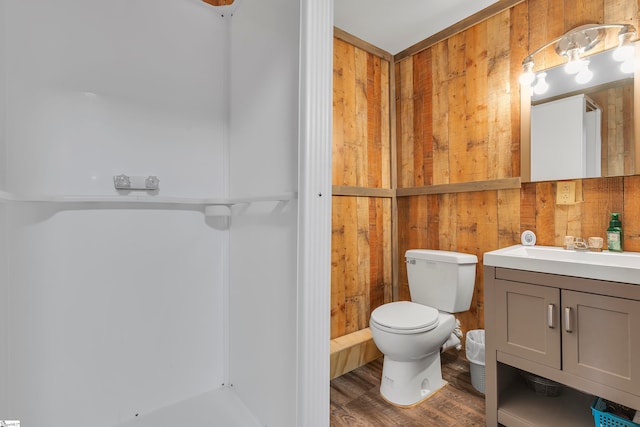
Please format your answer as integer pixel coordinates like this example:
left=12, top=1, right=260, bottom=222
left=405, top=249, right=478, bottom=313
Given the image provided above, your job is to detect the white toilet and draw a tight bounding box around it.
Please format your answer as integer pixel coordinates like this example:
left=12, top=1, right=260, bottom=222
left=369, top=249, right=477, bottom=407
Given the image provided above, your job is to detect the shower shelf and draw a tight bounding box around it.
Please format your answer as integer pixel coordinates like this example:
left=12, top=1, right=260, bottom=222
left=0, top=190, right=15, bottom=203
left=0, top=191, right=297, bottom=206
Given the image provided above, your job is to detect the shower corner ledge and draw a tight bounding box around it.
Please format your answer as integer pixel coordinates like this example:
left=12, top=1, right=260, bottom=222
left=0, top=190, right=297, bottom=207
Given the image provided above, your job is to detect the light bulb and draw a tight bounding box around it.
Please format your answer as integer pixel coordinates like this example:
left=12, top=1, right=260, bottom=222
left=565, top=58, right=585, bottom=74
left=519, top=60, right=535, bottom=86
left=519, top=70, right=535, bottom=86
left=621, top=57, right=635, bottom=74
left=613, top=30, right=635, bottom=62
left=533, top=72, right=549, bottom=95
left=565, top=49, right=583, bottom=74
left=575, top=61, right=593, bottom=84
left=613, top=44, right=634, bottom=62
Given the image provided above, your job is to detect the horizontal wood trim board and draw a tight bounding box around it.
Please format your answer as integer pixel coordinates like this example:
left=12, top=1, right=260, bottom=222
left=394, top=0, right=525, bottom=62
left=334, top=179, right=522, bottom=197
left=330, top=328, right=382, bottom=379
left=332, top=186, right=394, bottom=198
left=333, top=27, right=394, bottom=62
left=397, top=178, right=522, bottom=196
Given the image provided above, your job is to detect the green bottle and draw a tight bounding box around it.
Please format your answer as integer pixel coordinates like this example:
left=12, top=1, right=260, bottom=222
left=607, top=213, right=623, bottom=252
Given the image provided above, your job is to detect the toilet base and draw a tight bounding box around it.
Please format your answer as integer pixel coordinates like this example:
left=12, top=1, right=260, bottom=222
left=379, top=351, right=446, bottom=407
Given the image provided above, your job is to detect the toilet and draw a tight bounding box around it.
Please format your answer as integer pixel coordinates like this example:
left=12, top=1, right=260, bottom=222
left=369, top=249, right=477, bottom=407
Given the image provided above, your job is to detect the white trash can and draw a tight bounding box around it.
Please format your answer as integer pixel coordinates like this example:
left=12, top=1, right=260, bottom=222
left=465, top=329, right=485, bottom=394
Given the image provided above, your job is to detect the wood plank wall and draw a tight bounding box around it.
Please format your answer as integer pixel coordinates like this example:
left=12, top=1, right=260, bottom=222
left=331, top=0, right=640, bottom=346
left=331, top=36, right=393, bottom=339
left=395, top=0, right=640, bottom=334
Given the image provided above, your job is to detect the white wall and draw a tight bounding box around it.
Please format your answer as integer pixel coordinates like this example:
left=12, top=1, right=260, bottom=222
left=228, top=0, right=300, bottom=425
left=3, top=1, right=230, bottom=425
left=0, top=0, right=9, bottom=415
left=0, top=0, right=6, bottom=190
left=8, top=206, right=225, bottom=426
left=0, top=202, right=7, bottom=416
left=5, top=0, right=226, bottom=198
left=1, top=0, right=332, bottom=425
left=229, top=0, right=299, bottom=197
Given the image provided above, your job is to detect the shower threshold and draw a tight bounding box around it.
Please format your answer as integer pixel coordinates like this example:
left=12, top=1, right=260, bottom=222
left=117, top=387, right=260, bottom=427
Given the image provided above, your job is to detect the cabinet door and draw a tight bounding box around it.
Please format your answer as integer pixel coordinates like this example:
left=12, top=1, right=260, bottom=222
left=562, top=290, right=640, bottom=394
left=495, top=280, right=561, bottom=368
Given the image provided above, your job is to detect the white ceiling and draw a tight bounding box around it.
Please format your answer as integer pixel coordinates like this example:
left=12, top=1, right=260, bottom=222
left=334, top=0, right=500, bottom=55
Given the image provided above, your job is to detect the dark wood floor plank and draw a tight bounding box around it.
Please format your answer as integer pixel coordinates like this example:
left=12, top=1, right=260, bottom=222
left=330, top=349, right=486, bottom=426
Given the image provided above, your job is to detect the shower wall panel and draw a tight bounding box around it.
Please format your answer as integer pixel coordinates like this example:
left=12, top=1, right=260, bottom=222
left=228, top=0, right=300, bottom=425
left=8, top=206, right=225, bottom=426
left=2, top=0, right=229, bottom=425
left=229, top=0, right=299, bottom=199
left=0, top=0, right=8, bottom=415
left=4, top=0, right=226, bottom=198
left=0, top=0, right=6, bottom=190
left=0, top=204, right=7, bottom=415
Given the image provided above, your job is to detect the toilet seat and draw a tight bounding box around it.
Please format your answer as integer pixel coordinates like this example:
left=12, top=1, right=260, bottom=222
left=370, top=301, right=439, bottom=335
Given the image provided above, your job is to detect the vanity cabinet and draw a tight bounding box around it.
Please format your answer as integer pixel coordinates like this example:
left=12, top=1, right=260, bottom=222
left=562, top=290, right=640, bottom=395
left=485, top=266, right=640, bottom=426
left=494, top=280, right=560, bottom=369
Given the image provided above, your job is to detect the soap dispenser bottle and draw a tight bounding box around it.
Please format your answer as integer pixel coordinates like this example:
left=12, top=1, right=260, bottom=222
left=607, top=213, right=623, bottom=252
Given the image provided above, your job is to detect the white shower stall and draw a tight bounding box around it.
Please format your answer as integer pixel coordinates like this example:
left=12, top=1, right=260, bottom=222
left=0, top=0, right=331, bottom=426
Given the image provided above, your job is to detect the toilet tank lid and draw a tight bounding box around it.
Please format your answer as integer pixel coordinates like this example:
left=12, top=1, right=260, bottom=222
left=405, top=249, right=478, bottom=264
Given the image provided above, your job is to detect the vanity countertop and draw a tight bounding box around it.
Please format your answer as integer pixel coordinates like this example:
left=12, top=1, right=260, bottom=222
left=484, top=244, right=640, bottom=285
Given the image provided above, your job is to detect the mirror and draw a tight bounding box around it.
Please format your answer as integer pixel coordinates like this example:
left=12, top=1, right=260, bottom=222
left=521, top=42, right=640, bottom=182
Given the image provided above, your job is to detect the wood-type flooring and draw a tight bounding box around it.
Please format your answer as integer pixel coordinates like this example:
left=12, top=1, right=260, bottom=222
left=330, top=349, right=486, bottom=426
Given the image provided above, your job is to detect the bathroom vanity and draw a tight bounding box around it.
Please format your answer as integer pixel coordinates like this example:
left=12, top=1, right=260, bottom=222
left=483, top=245, right=640, bottom=426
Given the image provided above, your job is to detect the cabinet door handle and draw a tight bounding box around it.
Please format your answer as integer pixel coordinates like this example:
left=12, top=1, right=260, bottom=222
left=547, top=304, right=555, bottom=328
left=564, top=307, right=573, bottom=333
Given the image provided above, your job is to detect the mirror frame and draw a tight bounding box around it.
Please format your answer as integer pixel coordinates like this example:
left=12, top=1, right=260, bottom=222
left=520, top=46, right=640, bottom=183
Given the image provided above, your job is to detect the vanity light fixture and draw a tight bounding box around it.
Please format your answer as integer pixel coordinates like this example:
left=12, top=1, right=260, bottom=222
left=520, top=23, right=637, bottom=87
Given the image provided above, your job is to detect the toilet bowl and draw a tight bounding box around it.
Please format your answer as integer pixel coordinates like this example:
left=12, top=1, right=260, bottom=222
left=370, top=301, right=456, bottom=406
left=369, top=249, right=477, bottom=407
